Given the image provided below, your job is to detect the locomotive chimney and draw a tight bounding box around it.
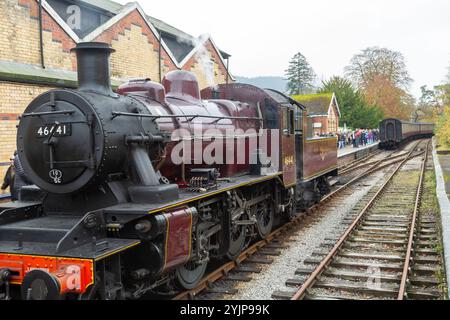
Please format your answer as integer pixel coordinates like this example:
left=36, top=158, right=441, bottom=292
left=72, top=42, right=115, bottom=96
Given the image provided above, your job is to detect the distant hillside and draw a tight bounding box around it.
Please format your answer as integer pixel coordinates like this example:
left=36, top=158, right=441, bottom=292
left=235, top=76, right=287, bottom=92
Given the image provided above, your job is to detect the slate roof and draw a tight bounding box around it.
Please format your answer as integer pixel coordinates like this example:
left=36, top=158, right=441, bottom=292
left=71, top=0, right=230, bottom=60
left=0, top=60, right=122, bottom=88
left=76, top=0, right=123, bottom=14
left=292, top=93, right=337, bottom=116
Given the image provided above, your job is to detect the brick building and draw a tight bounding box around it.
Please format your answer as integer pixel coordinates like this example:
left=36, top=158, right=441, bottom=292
left=292, top=93, right=341, bottom=136
left=0, top=0, right=234, bottom=180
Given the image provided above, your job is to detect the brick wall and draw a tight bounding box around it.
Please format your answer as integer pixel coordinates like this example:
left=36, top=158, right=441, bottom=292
left=183, top=39, right=230, bottom=89
left=0, top=81, right=54, bottom=180
left=94, top=9, right=177, bottom=81
left=311, top=116, right=328, bottom=135
left=0, top=0, right=76, bottom=70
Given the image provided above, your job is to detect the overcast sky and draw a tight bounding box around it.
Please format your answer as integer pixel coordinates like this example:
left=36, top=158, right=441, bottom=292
left=116, top=0, right=450, bottom=98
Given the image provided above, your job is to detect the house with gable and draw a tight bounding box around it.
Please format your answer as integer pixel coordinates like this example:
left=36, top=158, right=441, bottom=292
left=292, top=93, right=341, bottom=136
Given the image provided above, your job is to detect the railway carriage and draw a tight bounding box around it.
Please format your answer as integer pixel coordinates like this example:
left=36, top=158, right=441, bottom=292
left=0, top=42, right=337, bottom=300
left=379, top=118, right=434, bottom=149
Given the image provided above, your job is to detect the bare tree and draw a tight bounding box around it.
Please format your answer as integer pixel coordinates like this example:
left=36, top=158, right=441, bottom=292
left=345, top=47, right=412, bottom=90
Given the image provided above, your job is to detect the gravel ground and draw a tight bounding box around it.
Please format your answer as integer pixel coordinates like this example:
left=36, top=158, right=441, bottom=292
left=226, top=169, right=389, bottom=300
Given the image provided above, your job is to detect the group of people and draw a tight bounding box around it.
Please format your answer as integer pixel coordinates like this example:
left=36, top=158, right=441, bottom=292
left=337, top=129, right=379, bottom=149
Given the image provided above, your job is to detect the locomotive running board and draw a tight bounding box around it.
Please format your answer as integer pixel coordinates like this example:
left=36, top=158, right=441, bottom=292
left=0, top=238, right=140, bottom=261
left=103, top=173, right=283, bottom=216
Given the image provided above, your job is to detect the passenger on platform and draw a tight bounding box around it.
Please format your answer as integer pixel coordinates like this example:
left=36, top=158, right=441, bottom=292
left=2, top=152, right=32, bottom=201
left=362, top=130, right=367, bottom=146
left=347, top=132, right=352, bottom=146
left=352, top=131, right=357, bottom=148
left=355, top=130, right=361, bottom=148
left=1, top=160, right=13, bottom=197
left=338, top=132, right=345, bottom=149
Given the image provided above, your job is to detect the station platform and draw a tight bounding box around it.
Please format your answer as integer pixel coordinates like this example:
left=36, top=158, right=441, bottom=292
left=337, top=142, right=380, bottom=167
left=338, top=142, right=380, bottom=158
left=432, top=139, right=450, bottom=299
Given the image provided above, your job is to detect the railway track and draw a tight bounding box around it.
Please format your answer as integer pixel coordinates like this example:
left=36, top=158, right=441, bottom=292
left=280, top=139, right=445, bottom=300
left=172, top=141, right=430, bottom=300
left=338, top=148, right=382, bottom=173
left=338, top=147, right=412, bottom=182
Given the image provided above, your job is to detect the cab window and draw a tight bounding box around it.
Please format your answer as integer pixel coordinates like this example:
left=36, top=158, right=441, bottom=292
left=282, top=107, right=295, bottom=136
left=294, top=107, right=303, bottom=133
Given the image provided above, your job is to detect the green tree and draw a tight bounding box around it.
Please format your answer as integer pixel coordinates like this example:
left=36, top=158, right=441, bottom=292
left=348, top=103, right=385, bottom=129
left=434, top=70, right=450, bottom=150
left=416, top=85, right=439, bottom=121
left=285, top=52, right=316, bottom=95
left=416, top=65, right=450, bottom=150
left=319, top=76, right=384, bottom=129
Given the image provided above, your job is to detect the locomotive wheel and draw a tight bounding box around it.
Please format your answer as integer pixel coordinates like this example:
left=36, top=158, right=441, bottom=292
left=226, top=216, right=248, bottom=260
left=256, top=202, right=274, bottom=239
left=80, top=282, right=103, bottom=300
left=175, top=261, right=208, bottom=290
left=317, top=177, right=331, bottom=196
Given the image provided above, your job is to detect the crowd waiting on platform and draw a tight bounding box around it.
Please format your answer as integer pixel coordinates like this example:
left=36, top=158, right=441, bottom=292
left=314, top=129, right=379, bottom=149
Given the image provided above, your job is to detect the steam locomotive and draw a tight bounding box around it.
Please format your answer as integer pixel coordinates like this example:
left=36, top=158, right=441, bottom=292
left=0, top=42, right=337, bottom=300
left=379, top=118, right=434, bottom=149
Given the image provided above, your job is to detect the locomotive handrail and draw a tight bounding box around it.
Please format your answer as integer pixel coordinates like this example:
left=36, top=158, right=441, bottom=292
left=21, top=110, right=75, bottom=118
left=185, top=115, right=263, bottom=123
left=111, top=111, right=263, bottom=123
left=111, top=111, right=190, bottom=120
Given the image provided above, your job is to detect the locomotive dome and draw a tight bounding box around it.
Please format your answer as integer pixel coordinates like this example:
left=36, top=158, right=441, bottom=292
left=162, top=70, right=201, bottom=102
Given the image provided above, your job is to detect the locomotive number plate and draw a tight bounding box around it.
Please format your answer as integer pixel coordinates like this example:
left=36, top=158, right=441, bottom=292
left=36, top=124, right=72, bottom=138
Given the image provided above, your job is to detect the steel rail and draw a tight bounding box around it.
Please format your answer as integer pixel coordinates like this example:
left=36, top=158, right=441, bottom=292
left=173, top=223, right=291, bottom=300
left=339, top=150, right=409, bottom=175
left=339, top=149, right=382, bottom=173
left=291, top=139, right=427, bottom=300
left=173, top=142, right=422, bottom=300
left=397, top=140, right=430, bottom=299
